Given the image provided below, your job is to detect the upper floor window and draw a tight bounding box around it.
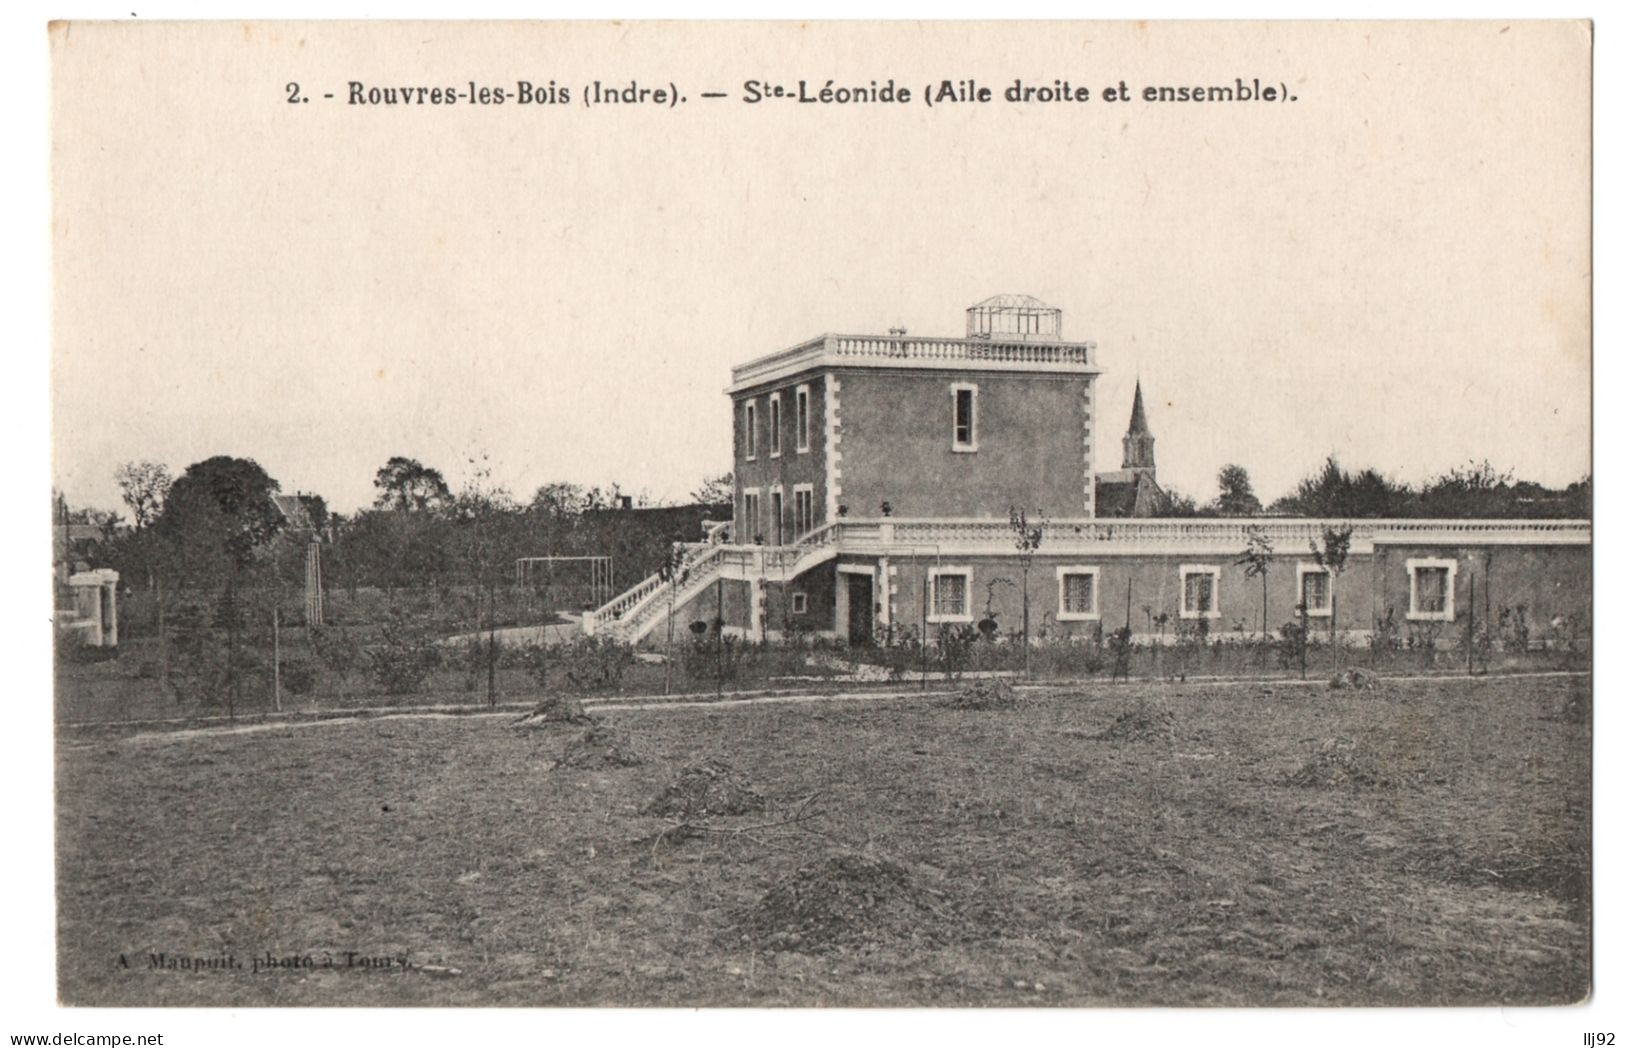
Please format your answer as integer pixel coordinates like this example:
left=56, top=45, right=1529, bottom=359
left=743, top=400, right=758, bottom=461
left=952, top=382, right=978, bottom=452
left=1407, top=558, right=1456, bottom=621
left=769, top=393, right=782, bottom=457
left=795, top=384, right=811, bottom=453
left=1180, top=565, right=1222, bottom=619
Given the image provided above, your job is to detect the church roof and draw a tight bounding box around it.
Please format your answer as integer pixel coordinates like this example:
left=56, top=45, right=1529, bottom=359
left=1094, top=471, right=1169, bottom=518
left=1127, top=380, right=1152, bottom=436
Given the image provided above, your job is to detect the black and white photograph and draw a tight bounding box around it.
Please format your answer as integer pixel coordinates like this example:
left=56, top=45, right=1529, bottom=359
left=19, top=12, right=1608, bottom=1042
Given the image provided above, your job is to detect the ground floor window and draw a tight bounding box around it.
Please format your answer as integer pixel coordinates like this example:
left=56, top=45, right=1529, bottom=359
left=1055, top=566, right=1100, bottom=620
left=928, top=566, right=973, bottom=623
left=791, top=591, right=808, bottom=615
left=742, top=490, right=760, bottom=544
left=1407, top=558, right=1457, bottom=620
left=793, top=486, right=814, bottom=540
left=1179, top=565, right=1221, bottom=619
left=1297, top=563, right=1331, bottom=617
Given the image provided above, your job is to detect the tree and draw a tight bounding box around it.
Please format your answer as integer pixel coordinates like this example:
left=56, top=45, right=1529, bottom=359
left=156, top=457, right=285, bottom=577
left=1162, top=488, right=1200, bottom=517
left=1236, top=524, right=1275, bottom=643
left=1214, top=464, right=1262, bottom=516
left=1412, top=460, right=1516, bottom=518
left=658, top=536, right=695, bottom=694
left=154, top=456, right=285, bottom=716
left=451, top=455, right=518, bottom=707
left=373, top=456, right=452, bottom=512
left=114, top=460, right=173, bottom=532
left=1310, top=524, right=1354, bottom=674
left=530, top=481, right=590, bottom=519
left=690, top=471, right=734, bottom=506
left=1272, top=456, right=1409, bottom=518
left=1009, top=506, right=1046, bottom=678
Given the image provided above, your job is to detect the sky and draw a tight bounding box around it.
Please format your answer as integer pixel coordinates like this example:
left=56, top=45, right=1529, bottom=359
left=51, top=20, right=1591, bottom=516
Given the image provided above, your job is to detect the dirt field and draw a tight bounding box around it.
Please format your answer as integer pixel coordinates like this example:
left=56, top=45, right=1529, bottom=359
left=55, top=673, right=1590, bottom=1006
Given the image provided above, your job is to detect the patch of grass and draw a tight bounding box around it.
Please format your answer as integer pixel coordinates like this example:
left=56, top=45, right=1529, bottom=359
left=55, top=674, right=1589, bottom=1006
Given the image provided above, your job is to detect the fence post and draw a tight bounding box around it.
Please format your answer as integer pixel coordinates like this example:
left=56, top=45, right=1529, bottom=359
left=1330, top=592, right=1338, bottom=677
left=272, top=606, right=282, bottom=713
left=1299, top=600, right=1308, bottom=680
left=1467, top=574, right=1476, bottom=676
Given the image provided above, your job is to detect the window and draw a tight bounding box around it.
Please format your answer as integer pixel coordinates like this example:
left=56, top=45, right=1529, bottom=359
left=743, top=400, right=757, bottom=460
left=1179, top=565, right=1222, bottom=619
left=928, top=566, right=973, bottom=623
left=769, top=393, right=782, bottom=457
left=795, top=384, right=811, bottom=452
left=742, top=489, right=760, bottom=544
left=769, top=488, right=784, bottom=545
left=791, top=592, right=808, bottom=615
left=1407, top=558, right=1457, bottom=621
left=793, top=485, right=814, bottom=541
left=1297, top=564, right=1331, bottom=617
left=1056, top=566, right=1100, bottom=621
left=951, top=382, right=978, bottom=452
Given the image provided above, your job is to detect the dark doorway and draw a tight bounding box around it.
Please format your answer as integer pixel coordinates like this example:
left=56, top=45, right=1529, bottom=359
left=848, top=573, right=873, bottom=645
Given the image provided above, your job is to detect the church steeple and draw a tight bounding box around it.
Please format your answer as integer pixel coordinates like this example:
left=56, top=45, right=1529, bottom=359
left=1121, top=380, right=1156, bottom=476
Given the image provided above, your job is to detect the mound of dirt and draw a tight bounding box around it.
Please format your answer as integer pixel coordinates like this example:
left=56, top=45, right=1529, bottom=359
left=513, top=694, right=594, bottom=729
left=941, top=679, right=1019, bottom=710
left=554, top=724, right=643, bottom=769
left=644, top=758, right=766, bottom=817
left=1286, top=736, right=1385, bottom=788
left=1328, top=668, right=1382, bottom=691
left=1097, top=699, right=1176, bottom=742
left=741, top=853, right=948, bottom=951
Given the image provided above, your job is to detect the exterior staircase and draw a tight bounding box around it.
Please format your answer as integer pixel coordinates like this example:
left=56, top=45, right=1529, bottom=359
left=583, top=523, right=840, bottom=645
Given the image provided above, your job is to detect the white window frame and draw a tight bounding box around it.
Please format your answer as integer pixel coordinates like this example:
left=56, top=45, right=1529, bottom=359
left=743, top=399, right=758, bottom=461
left=927, top=565, right=974, bottom=624
left=791, top=591, right=808, bottom=615
left=792, top=483, right=814, bottom=541
left=1055, top=566, right=1101, bottom=621
left=1406, top=557, right=1457, bottom=622
left=1296, top=562, right=1332, bottom=618
left=951, top=382, right=979, bottom=453
left=1179, top=564, right=1222, bottom=620
left=795, top=383, right=811, bottom=453
left=769, top=393, right=783, bottom=458
left=741, top=488, right=761, bottom=545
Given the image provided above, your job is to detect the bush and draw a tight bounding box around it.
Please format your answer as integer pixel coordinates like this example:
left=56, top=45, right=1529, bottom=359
left=279, top=658, right=318, bottom=696
left=310, top=626, right=362, bottom=694
left=367, top=622, right=441, bottom=694
left=557, top=636, right=634, bottom=692
left=55, top=632, right=119, bottom=664
left=510, top=642, right=552, bottom=690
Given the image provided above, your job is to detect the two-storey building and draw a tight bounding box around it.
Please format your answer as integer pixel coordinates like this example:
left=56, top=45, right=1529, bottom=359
left=584, top=295, right=1590, bottom=649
